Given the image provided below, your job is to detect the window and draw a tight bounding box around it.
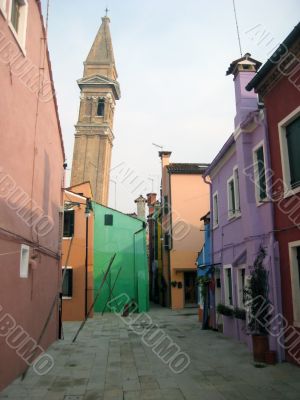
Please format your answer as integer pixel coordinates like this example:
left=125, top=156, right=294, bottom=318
left=278, top=108, right=300, bottom=197
left=20, top=244, right=29, bottom=278
left=253, top=144, right=267, bottom=202
left=233, top=167, right=240, bottom=213
left=104, top=214, right=113, bottom=226
left=164, top=232, right=171, bottom=250
left=11, top=0, right=20, bottom=31
left=289, top=241, right=300, bottom=325
left=213, top=192, right=219, bottom=227
left=227, top=168, right=240, bottom=219
left=63, top=210, right=74, bottom=237
left=237, top=267, right=246, bottom=308
left=0, top=0, right=7, bottom=17
left=224, top=266, right=233, bottom=306
left=62, top=268, right=73, bottom=298
left=8, top=0, right=28, bottom=52
left=163, top=195, right=169, bottom=215
left=97, top=99, right=105, bottom=117
left=286, top=117, right=300, bottom=189
left=227, top=177, right=236, bottom=218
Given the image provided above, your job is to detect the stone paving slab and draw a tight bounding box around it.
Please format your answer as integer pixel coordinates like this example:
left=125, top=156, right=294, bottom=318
left=0, top=305, right=300, bottom=399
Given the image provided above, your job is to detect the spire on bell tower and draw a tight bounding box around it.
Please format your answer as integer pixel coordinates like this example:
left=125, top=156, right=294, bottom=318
left=71, top=15, right=121, bottom=206
left=84, top=15, right=117, bottom=81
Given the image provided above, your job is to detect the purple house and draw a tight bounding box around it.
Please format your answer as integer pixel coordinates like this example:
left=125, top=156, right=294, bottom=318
left=204, top=54, right=283, bottom=360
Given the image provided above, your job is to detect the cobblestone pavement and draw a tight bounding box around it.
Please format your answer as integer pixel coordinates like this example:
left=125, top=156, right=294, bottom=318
left=1, top=305, right=300, bottom=400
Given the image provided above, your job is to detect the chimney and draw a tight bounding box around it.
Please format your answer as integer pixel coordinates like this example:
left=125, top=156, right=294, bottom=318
left=159, top=151, right=172, bottom=167
left=226, top=53, right=262, bottom=128
left=146, top=193, right=157, bottom=216
left=134, top=195, right=147, bottom=220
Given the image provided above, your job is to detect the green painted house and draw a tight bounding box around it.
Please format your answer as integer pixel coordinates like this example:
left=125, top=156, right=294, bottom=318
left=93, top=203, right=149, bottom=313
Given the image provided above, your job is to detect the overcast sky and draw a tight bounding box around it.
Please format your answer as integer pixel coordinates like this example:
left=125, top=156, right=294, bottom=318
left=42, top=0, right=299, bottom=213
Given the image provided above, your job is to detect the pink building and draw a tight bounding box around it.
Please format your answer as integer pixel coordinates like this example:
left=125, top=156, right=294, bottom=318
left=0, top=0, right=65, bottom=390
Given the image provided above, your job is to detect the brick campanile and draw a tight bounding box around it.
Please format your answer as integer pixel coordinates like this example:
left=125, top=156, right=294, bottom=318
left=71, top=16, right=120, bottom=205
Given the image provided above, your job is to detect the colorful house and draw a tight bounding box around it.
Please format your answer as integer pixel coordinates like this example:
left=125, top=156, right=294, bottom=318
left=61, top=183, right=94, bottom=321
left=159, top=152, right=210, bottom=309
left=204, top=54, right=283, bottom=360
left=0, top=0, right=65, bottom=390
left=247, top=23, right=300, bottom=365
left=93, top=203, right=149, bottom=313
left=146, top=193, right=159, bottom=302
left=196, top=212, right=212, bottom=324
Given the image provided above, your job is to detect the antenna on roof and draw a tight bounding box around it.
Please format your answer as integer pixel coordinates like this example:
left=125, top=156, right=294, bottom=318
left=232, top=0, right=243, bottom=57
left=152, top=143, right=163, bottom=150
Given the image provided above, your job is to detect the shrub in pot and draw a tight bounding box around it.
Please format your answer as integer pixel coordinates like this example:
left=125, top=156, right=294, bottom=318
left=244, top=246, right=270, bottom=363
left=217, top=303, right=234, bottom=317
left=233, top=307, right=246, bottom=320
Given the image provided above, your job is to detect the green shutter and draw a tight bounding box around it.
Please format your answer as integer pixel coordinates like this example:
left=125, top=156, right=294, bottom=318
left=164, top=196, right=169, bottom=215
left=286, top=117, right=300, bottom=189
left=256, top=146, right=267, bottom=200
left=63, top=210, right=74, bottom=237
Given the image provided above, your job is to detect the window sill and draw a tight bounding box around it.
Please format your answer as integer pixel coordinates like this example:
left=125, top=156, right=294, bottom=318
left=63, top=237, right=73, bottom=240
left=8, top=21, right=26, bottom=56
left=227, top=212, right=241, bottom=221
left=256, top=197, right=269, bottom=207
left=62, top=296, right=72, bottom=300
left=293, top=321, right=300, bottom=328
left=283, top=185, right=300, bottom=199
left=213, top=224, right=219, bottom=230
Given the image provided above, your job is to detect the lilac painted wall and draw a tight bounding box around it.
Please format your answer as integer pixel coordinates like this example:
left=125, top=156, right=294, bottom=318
left=207, top=60, right=283, bottom=360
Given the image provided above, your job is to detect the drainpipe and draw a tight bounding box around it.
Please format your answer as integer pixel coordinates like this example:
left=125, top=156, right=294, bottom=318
left=133, top=222, right=147, bottom=309
left=203, top=174, right=215, bottom=328
left=263, top=109, right=285, bottom=362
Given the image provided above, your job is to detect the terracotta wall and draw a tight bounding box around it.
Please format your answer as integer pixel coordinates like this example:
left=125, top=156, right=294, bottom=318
left=0, top=0, right=64, bottom=390
left=61, top=186, right=94, bottom=321
left=170, top=174, right=209, bottom=309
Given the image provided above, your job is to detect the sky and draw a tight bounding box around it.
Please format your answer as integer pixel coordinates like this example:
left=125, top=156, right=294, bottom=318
left=42, top=0, right=300, bottom=213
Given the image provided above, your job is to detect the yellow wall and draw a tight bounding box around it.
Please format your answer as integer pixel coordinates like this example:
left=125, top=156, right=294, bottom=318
left=169, top=174, right=209, bottom=309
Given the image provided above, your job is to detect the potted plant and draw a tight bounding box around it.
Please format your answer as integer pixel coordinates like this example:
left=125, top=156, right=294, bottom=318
left=216, top=303, right=234, bottom=317
left=233, top=307, right=246, bottom=320
left=244, top=246, right=270, bottom=363
left=197, top=275, right=211, bottom=303
left=171, top=280, right=177, bottom=288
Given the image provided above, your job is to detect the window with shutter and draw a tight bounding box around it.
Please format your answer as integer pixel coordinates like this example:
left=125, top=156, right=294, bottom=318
left=254, top=145, right=267, bottom=202
left=104, top=214, right=113, bottom=226
left=63, top=210, right=75, bottom=237
left=286, top=117, right=300, bottom=189
left=62, top=268, right=73, bottom=298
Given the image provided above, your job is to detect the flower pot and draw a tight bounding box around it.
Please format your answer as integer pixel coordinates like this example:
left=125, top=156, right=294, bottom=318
left=198, top=308, right=203, bottom=322
left=265, top=350, right=277, bottom=365
left=252, top=335, right=269, bottom=363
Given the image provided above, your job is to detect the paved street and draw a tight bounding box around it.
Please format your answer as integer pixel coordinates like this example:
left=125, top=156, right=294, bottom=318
left=1, top=305, right=300, bottom=400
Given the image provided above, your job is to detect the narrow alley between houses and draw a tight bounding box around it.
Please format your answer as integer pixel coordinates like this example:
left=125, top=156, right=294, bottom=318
left=1, top=306, right=300, bottom=400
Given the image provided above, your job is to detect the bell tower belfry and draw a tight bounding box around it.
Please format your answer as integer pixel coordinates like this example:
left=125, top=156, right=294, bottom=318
left=71, top=16, right=120, bottom=205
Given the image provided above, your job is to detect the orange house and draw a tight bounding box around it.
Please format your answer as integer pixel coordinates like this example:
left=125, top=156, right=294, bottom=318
left=61, top=182, right=94, bottom=321
left=159, top=152, right=210, bottom=309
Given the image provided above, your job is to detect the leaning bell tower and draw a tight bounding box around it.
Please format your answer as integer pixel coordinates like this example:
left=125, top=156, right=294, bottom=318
left=71, top=16, right=120, bottom=205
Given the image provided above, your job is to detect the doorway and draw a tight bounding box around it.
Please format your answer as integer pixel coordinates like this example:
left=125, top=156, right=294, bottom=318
left=184, top=271, right=197, bottom=306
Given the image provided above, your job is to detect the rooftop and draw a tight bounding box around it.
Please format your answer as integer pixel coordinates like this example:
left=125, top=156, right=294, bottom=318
left=167, top=163, right=210, bottom=175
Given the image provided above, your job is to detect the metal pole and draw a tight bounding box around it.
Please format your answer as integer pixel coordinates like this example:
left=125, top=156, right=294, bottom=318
left=72, top=253, right=116, bottom=343
left=85, top=215, right=89, bottom=318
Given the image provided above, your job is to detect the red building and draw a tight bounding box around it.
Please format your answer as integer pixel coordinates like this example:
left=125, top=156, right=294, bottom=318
left=247, top=23, right=300, bottom=365
left=0, top=0, right=65, bottom=389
